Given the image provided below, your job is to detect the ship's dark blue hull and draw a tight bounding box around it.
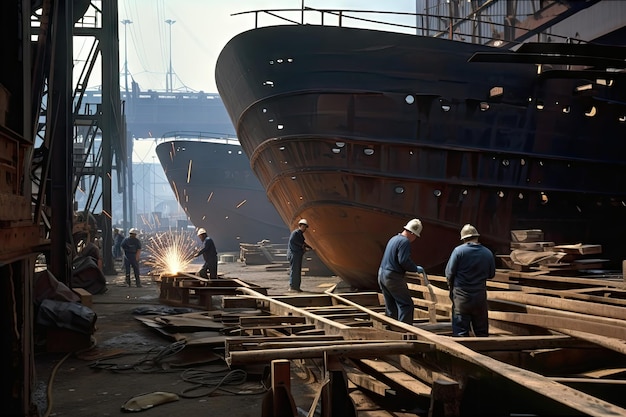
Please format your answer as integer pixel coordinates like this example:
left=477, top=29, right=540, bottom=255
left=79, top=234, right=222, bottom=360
left=156, top=139, right=289, bottom=252
left=216, top=24, right=626, bottom=289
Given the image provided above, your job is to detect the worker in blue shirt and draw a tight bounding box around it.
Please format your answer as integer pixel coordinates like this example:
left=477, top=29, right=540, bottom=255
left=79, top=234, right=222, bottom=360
left=121, top=228, right=142, bottom=287
left=287, top=219, right=312, bottom=292
left=196, top=228, right=218, bottom=279
left=377, top=218, right=425, bottom=325
left=445, top=224, right=496, bottom=336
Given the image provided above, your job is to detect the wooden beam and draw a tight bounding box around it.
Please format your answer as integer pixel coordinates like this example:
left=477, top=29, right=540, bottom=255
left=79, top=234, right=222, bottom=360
left=324, top=291, right=626, bottom=417
left=488, top=311, right=626, bottom=339
left=226, top=341, right=434, bottom=366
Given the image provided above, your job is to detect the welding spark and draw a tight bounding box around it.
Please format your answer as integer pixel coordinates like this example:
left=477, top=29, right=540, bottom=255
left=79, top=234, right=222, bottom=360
left=144, top=231, right=198, bottom=275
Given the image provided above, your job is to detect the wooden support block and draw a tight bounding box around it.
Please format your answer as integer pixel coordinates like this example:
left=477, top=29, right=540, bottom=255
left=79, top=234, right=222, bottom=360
left=511, top=229, right=544, bottom=242
left=72, top=288, right=93, bottom=308
left=429, top=373, right=461, bottom=417
left=262, top=359, right=298, bottom=417
left=222, top=296, right=258, bottom=309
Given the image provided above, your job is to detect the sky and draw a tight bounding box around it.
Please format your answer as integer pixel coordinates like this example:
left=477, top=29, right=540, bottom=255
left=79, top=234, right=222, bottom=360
left=101, top=1, right=425, bottom=204
left=110, top=0, right=421, bottom=94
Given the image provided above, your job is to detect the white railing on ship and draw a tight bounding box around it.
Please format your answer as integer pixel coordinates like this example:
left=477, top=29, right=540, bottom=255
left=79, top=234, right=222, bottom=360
left=232, top=1, right=589, bottom=48
left=156, top=131, right=239, bottom=146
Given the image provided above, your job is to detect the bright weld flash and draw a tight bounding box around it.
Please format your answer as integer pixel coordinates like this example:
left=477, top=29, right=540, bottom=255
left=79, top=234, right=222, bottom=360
left=145, top=231, right=198, bottom=275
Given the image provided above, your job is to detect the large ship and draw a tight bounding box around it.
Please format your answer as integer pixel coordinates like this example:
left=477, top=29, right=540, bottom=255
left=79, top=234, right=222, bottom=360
left=156, top=135, right=290, bottom=251
left=215, top=4, right=626, bottom=289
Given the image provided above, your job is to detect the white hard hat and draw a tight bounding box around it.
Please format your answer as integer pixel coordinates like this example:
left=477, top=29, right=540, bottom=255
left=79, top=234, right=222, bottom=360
left=460, top=224, right=480, bottom=240
left=197, top=227, right=207, bottom=236
left=129, top=228, right=139, bottom=235
left=298, top=219, right=308, bottom=226
left=403, top=218, right=422, bottom=237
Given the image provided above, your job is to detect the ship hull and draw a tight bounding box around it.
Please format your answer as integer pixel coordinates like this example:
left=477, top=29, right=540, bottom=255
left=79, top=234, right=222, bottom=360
left=216, top=25, right=626, bottom=289
left=156, top=140, right=289, bottom=251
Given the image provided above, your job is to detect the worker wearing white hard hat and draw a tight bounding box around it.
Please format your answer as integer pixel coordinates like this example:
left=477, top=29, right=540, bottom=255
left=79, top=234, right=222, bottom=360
left=195, top=227, right=218, bottom=279
left=287, top=219, right=313, bottom=292
left=377, top=218, right=425, bottom=325
left=445, top=224, right=495, bottom=336
left=121, top=227, right=142, bottom=287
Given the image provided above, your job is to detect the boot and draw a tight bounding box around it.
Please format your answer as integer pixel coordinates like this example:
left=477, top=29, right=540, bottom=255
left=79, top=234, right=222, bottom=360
left=125, top=276, right=131, bottom=287
left=135, top=277, right=142, bottom=288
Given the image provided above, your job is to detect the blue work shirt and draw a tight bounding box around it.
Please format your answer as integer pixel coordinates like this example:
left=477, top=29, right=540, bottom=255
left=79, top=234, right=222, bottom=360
left=445, top=242, right=495, bottom=291
left=288, top=229, right=306, bottom=255
left=121, top=236, right=141, bottom=255
left=379, top=234, right=419, bottom=274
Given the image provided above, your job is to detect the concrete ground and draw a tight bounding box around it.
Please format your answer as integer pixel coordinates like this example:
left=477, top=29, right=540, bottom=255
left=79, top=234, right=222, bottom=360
left=33, top=259, right=342, bottom=417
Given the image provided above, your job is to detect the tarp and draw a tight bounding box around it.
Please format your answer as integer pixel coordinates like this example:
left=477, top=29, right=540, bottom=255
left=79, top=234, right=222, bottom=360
left=72, top=256, right=107, bottom=294
left=36, top=299, right=96, bottom=335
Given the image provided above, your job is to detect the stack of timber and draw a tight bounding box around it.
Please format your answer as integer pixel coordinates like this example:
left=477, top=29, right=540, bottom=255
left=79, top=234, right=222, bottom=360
left=240, top=241, right=334, bottom=276
left=141, top=267, right=626, bottom=416
left=498, top=229, right=608, bottom=274
left=158, top=272, right=268, bottom=310
left=239, top=241, right=287, bottom=265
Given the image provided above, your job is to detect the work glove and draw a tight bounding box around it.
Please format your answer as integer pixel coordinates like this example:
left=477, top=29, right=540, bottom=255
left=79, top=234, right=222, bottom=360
left=415, top=265, right=425, bottom=274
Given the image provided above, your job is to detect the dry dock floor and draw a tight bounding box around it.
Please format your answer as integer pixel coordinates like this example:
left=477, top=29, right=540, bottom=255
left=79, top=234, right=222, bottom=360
left=34, top=260, right=343, bottom=417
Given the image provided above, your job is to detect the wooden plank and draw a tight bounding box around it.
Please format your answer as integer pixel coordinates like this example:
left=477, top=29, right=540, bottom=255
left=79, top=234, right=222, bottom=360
left=552, top=244, right=603, bottom=255
left=221, top=296, right=258, bottom=309
left=549, top=328, right=626, bottom=356
left=488, top=311, right=626, bottom=339
left=348, top=388, right=394, bottom=415
left=488, top=291, right=626, bottom=320
left=344, top=363, right=394, bottom=397
left=451, top=335, right=593, bottom=352
left=511, top=229, right=544, bottom=242
left=323, top=291, right=626, bottom=417
left=355, top=358, right=431, bottom=397
left=226, top=341, right=435, bottom=366
left=510, top=241, right=554, bottom=251
left=239, top=316, right=307, bottom=327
